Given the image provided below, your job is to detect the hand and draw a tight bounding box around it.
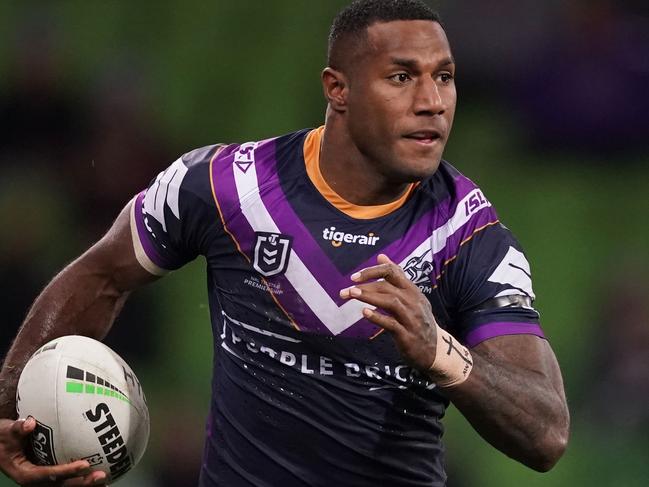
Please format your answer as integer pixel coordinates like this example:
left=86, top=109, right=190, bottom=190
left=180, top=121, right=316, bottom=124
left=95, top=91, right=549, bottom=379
left=0, top=417, right=107, bottom=486
left=339, top=254, right=439, bottom=371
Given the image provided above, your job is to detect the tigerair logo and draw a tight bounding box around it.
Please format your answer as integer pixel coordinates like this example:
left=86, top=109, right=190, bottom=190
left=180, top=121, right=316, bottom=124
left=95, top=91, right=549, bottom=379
left=322, top=227, right=380, bottom=247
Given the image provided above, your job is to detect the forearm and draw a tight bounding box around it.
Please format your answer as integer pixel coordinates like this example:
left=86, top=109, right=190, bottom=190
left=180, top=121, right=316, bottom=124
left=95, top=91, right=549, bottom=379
left=440, top=339, right=570, bottom=471
left=0, top=258, right=130, bottom=419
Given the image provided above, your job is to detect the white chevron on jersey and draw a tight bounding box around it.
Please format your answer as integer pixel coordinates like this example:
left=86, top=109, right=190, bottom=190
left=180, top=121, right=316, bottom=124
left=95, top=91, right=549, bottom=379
left=143, top=158, right=188, bottom=232
left=233, top=144, right=371, bottom=335
left=488, top=246, right=536, bottom=299
left=233, top=144, right=496, bottom=335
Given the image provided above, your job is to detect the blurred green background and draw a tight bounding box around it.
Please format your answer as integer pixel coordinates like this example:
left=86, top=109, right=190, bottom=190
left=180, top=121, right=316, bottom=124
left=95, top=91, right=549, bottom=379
left=1, top=1, right=648, bottom=486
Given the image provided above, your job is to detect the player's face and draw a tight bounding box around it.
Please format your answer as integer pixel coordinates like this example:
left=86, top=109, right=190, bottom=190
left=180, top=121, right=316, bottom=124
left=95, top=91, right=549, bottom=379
left=346, top=20, right=456, bottom=182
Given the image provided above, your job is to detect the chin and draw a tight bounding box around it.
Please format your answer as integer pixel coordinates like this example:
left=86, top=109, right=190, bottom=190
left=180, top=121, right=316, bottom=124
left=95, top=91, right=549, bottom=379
left=387, top=165, right=439, bottom=184
left=393, top=156, right=442, bottom=183
left=410, top=166, right=440, bottom=182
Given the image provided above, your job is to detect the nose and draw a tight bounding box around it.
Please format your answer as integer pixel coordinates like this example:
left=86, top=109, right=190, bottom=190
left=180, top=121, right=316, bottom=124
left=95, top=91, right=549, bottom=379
left=413, top=76, right=446, bottom=116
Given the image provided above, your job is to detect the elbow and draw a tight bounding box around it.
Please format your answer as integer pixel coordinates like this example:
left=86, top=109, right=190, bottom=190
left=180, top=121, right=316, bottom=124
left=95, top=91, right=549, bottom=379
left=529, top=434, right=568, bottom=472
left=526, top=418, right=570, bottom=472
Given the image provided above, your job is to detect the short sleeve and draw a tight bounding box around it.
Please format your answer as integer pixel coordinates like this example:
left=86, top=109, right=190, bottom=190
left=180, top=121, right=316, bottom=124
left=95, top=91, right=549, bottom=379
left=130, top=145, right=222, bottom=275
left=441, top=198, right=545, bottom=347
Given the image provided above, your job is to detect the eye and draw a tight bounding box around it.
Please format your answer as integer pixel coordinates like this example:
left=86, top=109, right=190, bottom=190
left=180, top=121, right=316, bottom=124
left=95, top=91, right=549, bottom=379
left=389, top=73, right=412, bottom=84
left=439, top=72, right=454, bottom=84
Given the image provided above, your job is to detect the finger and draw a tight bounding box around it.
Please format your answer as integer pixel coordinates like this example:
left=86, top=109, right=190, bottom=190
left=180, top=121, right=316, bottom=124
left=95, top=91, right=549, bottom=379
left=376, top=253, right=415, bottom=288
left=341, top=285, right=409, bottom=320
left=63, top=470, right=107, bottom=486
left=349, top=264, right=389, bottom=283
left=351, top=254, right=410, bottom=288
left=20, top=460, right=92, bottom=485
left=362, top=307, right=405, bottom=334
left=339, top=279, right=397, bottom=299
left=83, top=470, right=107, bottom=486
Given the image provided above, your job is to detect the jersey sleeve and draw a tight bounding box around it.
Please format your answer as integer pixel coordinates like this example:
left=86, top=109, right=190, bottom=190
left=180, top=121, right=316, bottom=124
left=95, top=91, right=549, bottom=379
left=441, top=192, right=545, bottom=348
left=130, top=145, right=222, bottom=275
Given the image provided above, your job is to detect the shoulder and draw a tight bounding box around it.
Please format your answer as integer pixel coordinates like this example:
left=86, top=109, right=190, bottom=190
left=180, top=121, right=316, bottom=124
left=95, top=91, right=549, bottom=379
left=418, top=160, right=509, bottom=282
left=208, top=128, right=312, bottom=197
left=417, top=160, right=496, bottom=236
left=162, top=134, right=296, bottom=204
left=144, top=145, right=223, bottom=213
left=420, top=160, right=486, bottom=209
left=181, top=144, right=225, bottom=170
left=211, top=128, right=311, bottom=165
left=206, top=128, right=311, bottom=172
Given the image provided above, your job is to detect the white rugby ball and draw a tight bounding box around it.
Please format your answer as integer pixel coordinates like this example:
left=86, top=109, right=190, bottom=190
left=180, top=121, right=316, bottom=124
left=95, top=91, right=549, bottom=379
left=16, top=335, right=149, bottom=483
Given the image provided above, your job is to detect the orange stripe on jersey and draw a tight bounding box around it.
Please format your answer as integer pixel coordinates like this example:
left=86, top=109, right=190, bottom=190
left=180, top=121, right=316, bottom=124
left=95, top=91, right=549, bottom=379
left=459, top=220, right=500, bottom=247
left=209, top=145, right=301, bottom=332
left=209, top=146, right=248, bottom=262
left=304, top=126, right=417, bottom=219
left=369, top=328, right=385, bottom=340
left=431, top=220, right=501, bottom=286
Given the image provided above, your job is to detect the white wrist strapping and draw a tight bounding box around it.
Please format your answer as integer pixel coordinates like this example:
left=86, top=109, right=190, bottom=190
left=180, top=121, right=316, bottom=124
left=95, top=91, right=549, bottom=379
left=430, top=326, right=473, bottom=387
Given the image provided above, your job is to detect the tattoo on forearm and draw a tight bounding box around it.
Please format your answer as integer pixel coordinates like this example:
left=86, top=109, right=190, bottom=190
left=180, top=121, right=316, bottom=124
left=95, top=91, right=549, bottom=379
left=442, top=335, right=474, bottom=366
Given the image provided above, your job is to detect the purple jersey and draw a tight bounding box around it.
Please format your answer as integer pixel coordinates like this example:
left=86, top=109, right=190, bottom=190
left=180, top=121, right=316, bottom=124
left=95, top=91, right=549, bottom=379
left=130, top=128, right=543, bottom=486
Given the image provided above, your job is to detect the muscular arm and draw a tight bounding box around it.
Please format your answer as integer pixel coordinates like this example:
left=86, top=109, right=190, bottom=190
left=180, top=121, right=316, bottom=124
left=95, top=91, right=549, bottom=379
left=443, top=335, right=569, bottom=471
left=0, top=202, right=157, bottom=418
left=340, top=254, right=569, bottom=472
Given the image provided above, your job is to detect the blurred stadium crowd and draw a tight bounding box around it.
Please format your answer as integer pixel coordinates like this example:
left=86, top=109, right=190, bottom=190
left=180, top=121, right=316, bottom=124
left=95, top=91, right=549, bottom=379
left=1, top=1, right=648, bottom=486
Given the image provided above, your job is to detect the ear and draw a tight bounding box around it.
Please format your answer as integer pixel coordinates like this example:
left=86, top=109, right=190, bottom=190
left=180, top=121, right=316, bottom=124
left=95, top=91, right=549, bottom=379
left=322, top=67, right=348, bottom=113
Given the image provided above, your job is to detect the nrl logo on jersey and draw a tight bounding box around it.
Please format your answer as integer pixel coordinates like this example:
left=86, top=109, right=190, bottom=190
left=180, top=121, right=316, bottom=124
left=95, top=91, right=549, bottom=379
left=253, top=232, right=293, bottom=277
left=404, top=249, right=434, bottom=294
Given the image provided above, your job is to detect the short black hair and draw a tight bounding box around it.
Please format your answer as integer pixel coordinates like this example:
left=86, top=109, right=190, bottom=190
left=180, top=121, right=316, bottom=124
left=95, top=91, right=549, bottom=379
left=328, top=0, right=442, bottom=70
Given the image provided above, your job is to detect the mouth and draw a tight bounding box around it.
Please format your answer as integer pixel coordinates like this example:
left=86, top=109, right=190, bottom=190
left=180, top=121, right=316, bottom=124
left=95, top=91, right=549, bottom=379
left=403, top=130, right=443, bottom=145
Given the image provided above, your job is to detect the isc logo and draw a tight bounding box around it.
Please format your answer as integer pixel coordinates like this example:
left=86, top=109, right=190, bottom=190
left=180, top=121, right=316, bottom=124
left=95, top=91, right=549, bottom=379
left=463, top=189, right=489, bottom=217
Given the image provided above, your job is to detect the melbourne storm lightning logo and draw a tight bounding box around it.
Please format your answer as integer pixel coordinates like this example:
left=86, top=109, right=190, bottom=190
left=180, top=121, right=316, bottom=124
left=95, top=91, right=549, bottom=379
left=404, top=249, right=434, bottom=294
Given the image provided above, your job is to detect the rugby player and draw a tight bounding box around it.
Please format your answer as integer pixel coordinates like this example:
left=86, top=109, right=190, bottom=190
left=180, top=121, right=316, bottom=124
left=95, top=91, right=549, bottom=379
left=0, top=0, right=569, bottom=485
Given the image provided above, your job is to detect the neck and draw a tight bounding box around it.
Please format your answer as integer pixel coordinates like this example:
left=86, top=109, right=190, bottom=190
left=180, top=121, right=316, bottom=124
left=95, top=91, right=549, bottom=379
left=319, top=112, right=411, bottom=206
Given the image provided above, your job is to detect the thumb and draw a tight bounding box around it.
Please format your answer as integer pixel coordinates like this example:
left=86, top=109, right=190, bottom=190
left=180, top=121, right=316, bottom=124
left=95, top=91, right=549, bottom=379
left=377, top=253, right=394, bottom=265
